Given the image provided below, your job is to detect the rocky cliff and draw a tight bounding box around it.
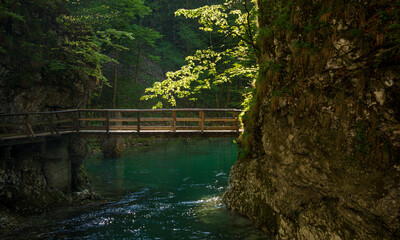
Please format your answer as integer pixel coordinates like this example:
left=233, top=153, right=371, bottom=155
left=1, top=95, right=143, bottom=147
left=224, top=1, right=400, bottom=239
left=0, top=1, right=100, bottom=232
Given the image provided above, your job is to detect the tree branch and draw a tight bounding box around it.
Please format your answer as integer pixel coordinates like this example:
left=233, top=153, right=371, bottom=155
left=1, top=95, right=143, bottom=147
left=209, top=32, right=234, bottom=49
left=243, top=0, right=255, bottom=46
left=232, top=32, right=260, bottom=53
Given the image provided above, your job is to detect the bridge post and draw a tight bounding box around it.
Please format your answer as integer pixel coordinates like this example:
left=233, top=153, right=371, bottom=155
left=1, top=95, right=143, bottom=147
left=25, top=114, right=29, bottom=137
left=172, top=111, right=176, bottom=132
left=25, top=114, right=34, bottom=138
left=200, top=110, right=205, bottom=133
left=234, top=112, right=239, bottom=134
left=50, top=113, right=54, bottom=136
left=106, top=110, right=110, bottom=134
left=137, top=111, right=141, bottom=133
left=75, top=110, right=80, bottom=133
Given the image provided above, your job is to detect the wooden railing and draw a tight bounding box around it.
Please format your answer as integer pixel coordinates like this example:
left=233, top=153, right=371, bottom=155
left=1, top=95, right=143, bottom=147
left=0, top=109, right=242, bottom=140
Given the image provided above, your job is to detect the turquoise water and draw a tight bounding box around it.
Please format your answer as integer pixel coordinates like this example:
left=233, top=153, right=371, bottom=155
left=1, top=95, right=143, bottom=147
left=5, top=138, right=268, bottom=239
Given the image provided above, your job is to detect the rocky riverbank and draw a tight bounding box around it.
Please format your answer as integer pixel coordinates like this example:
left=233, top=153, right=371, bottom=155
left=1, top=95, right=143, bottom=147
left=0, top=136, right=100, bottom=233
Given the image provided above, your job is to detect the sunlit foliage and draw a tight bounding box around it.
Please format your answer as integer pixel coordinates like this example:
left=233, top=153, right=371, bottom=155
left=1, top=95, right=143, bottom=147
left=141, top=0, right=259, bottom=108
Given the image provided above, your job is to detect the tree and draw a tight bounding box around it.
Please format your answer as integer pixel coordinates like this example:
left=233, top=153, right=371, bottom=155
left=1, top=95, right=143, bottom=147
left=141, top=0, right=259, bottom=109
left=0, top=0, right=109, bottom=90
left=68, top=0, right=161, bottom=108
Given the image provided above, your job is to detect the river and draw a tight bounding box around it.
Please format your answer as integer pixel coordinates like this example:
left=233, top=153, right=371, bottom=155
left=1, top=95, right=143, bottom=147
left=5, top=138, right=268, bottom=239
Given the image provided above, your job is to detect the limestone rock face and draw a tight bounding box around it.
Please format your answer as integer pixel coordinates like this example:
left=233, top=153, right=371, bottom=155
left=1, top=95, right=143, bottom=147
left=224, top=1, right=400, bottom=239
left=0, top=69, right=96, bottom=114
left=0, top=12, right=98, bottom=231
left=0, top=138, right=99, bottom=218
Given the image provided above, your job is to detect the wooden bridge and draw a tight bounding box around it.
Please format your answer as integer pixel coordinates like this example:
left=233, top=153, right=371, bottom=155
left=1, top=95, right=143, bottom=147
left=0, top=109, right=242, bottom=145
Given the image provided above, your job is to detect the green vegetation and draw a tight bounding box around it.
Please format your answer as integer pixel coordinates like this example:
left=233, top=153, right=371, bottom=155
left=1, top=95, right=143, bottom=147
left=1, top=0, right=260, bottom=111
left=0, top=0, right=109, bottom=89
left=4, top=1, right=397, bottom=166
left=142, top=0, right=259, bottom=109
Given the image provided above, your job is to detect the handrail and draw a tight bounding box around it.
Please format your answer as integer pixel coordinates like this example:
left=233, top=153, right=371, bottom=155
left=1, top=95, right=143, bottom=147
left=0, top=109, right=78, bottom=117
left=77, top=108, right=242, bottom=112
left=0, top=108, right=242, bottom=117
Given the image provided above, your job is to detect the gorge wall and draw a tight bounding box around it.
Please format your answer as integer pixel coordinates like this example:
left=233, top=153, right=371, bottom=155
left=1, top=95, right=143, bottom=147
left=0, top=1, right=100, bottom=231
left=224, top=1, right=400, bottom=239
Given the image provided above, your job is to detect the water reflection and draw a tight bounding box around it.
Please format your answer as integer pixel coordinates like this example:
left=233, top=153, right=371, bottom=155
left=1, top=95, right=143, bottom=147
left=3, top=138, right=270, bottom=240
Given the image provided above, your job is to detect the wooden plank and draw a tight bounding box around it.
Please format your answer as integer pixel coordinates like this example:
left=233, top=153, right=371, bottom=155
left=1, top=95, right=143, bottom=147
left=140, top=126, right=173, bottom=131
left=140, top=118, right=173, bottom=122
left=204, top=118, right=236, bottom=122
left=79, top=126, right=106, bottom=130
left=0, top=108, right=241, bottom=118
left=34, top=119, right=74, bottom=125
left=204, top=126, right=237, bottom=130
left=109, top=126, right=138, bottom=130
left=0, top=109, right=78, bottom=117
left=176, top=118, right=201, bottom=122
left=109, top=118, right=138, bottom=122
left=79, top=118, right=107, bottom=121
left=176, top=126, right=201, bottom=130
left=77, top=108, right=242, bottom=113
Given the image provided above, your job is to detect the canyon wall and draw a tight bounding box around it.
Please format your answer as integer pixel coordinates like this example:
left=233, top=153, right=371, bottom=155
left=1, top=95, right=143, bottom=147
left=0, top=2, right=100, bottom=231
left=224, top=1, right=400, bottom=239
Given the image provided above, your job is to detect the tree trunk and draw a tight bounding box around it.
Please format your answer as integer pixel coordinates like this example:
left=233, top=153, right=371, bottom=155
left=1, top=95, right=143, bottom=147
left=225, top=85, right=231, bottom=108
left=112, top=39, right=119, bottom=109
left=134, top=40, right=142, bottom=84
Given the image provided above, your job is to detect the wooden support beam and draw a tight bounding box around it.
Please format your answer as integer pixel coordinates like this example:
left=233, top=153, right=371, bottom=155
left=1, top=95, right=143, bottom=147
left=137, top=112, right=141, bottom=133
left=172, top=111, right=176, bottom=133
left=25, top=115, right=35, bottom=138
left=50, top=113, right=54, bottom=136
left=234, top=112, right=239, bottom=134
left=25, top=115, right=29, bottom=137
left=76, top=111, right=80, bottom=133
left=106, top=111, right=110, bottom=134
left=200, top=110, right=205, bottom=133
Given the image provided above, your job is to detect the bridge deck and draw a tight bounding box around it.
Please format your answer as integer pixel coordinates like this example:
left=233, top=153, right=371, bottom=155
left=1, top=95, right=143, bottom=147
left=1, top=129, right=242, bottom=140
